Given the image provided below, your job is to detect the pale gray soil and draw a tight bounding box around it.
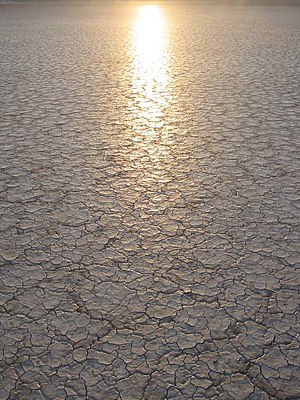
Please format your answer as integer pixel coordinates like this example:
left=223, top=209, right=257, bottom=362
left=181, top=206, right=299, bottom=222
left=0, top=3, right=299, bottom=399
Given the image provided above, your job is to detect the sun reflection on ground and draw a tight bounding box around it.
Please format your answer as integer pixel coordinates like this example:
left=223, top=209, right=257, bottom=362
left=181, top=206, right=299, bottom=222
left=131, top=5, right=171, bottom=138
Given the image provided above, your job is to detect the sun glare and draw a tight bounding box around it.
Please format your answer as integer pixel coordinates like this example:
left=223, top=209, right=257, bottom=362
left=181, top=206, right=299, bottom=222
left=135, top=5, right=165, bottom=63
left=131, top=5, right=171, bottom=135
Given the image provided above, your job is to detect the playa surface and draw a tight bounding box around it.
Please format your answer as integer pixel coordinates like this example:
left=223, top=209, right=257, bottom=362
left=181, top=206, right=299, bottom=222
left=0, top=2, right=299, bottom=399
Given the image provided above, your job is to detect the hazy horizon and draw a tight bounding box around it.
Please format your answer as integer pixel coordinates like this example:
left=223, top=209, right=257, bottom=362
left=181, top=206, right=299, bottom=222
left=1, top=0, right=300, bottom=4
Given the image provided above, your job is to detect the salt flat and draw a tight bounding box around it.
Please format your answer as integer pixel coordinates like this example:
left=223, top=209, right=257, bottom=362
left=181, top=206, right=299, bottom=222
left=0, top=2, right=299, bottom=399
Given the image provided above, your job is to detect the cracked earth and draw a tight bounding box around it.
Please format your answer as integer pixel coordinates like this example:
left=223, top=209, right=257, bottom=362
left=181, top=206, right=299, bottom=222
left=0, top=2, right=300, bottom=399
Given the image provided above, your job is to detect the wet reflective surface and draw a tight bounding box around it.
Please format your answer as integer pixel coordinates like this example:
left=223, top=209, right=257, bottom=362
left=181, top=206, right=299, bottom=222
left=0, top=2, right=300, bottom=399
